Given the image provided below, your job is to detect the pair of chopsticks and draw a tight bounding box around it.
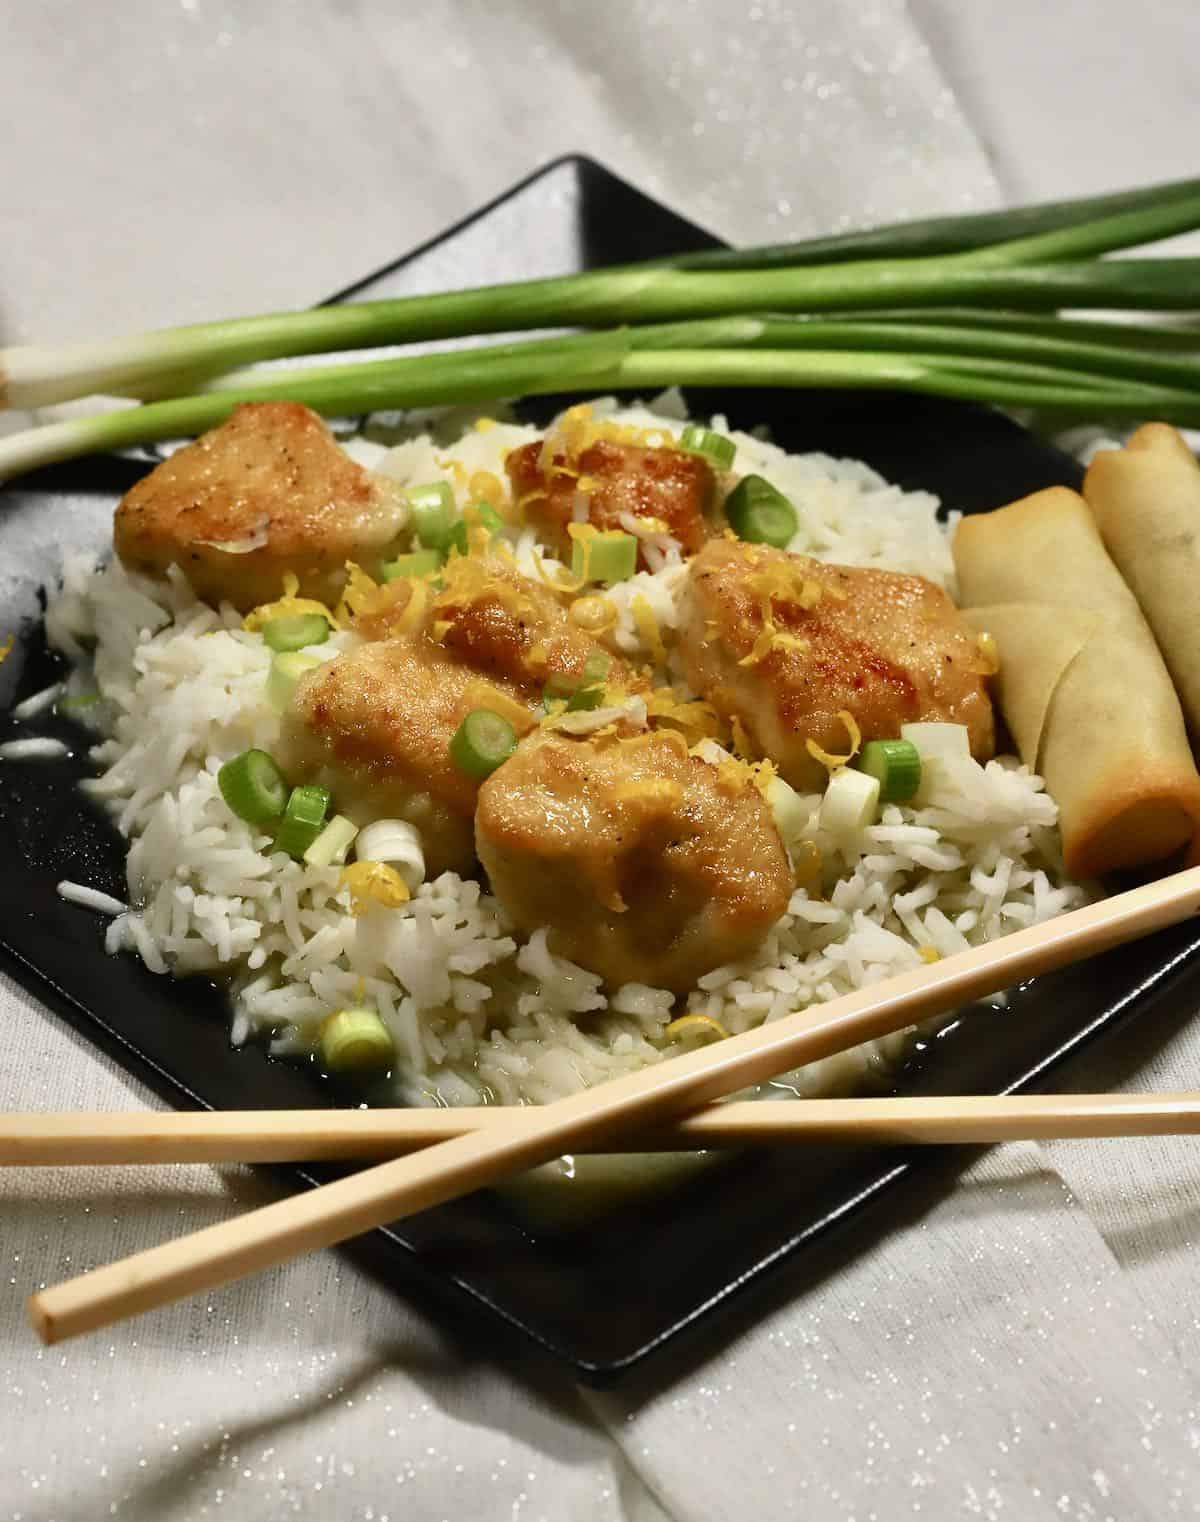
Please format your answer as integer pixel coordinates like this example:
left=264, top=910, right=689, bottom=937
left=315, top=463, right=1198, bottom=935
left=22, top=864, right=1200, bottom=1345
left=12, top=1091, right=1200, bottom=1167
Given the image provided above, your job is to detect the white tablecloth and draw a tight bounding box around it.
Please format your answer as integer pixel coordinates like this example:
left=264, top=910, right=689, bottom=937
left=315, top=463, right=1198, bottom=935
left=5, top=3, right=1200, bottom=1517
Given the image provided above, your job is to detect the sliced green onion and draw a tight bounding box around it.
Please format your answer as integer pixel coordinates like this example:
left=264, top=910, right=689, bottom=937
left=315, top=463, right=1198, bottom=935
left=217, top=748, right=288, bottom=824
left=273, top=783, right=331, bottom=859
left=766, top=774, right=809, bottom=846
left=408, top=481, right=458, bottom=551
left=354, top=818, right=426, bottom=891
left=261, top=612, right=330, bottom=652
left=544, top=649, right=611, bottom=702
left=819, top=767, right=880, bottom=834
left=265, top=651, right=324, bottom=712
left=724, top=474, right=799, bottom=548
left=302, top=813, right=359, bottom=868
left=319, top=1007, right=394, bottom=1074
left=571, top=530, right=638, bottom=585
left=857, top=738, right=922, bottom=803
left=449, top=708, right=518, bottom=779
left=899, top=722, right=972, bottom=765
left=382, top=548, right=444, bottom=580
left=565, top=685, right=604, bottom=713
left=679, top=424, right=736, bottom=469
left=446, top=501, right=504, bottom=557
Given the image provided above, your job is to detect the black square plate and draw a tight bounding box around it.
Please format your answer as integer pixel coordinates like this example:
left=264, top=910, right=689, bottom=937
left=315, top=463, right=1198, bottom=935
left=4, top=156, right=1199, bottom=1384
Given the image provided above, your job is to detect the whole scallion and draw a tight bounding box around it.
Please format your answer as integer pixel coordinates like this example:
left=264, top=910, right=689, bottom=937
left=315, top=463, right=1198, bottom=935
left=5, top=178, right=1200, bottom=481
left=5, top=176, right=1200, bottom=412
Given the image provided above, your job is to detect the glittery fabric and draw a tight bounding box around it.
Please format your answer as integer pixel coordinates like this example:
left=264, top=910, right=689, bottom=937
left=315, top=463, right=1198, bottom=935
left=6, top=2, right=1200, bottom=1519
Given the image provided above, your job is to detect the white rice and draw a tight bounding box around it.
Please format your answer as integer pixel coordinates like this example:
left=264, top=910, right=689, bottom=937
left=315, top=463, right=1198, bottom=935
left=0, top=737, right=70, bottom=760
left=12, top=681, right=64, bottom=720
left=57, top=880, right=127, bottom=916
left=42, top=401, right=1087, bottom=1106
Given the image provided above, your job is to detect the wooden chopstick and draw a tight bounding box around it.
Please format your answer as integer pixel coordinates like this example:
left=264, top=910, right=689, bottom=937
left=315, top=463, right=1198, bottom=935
left=12, top=1092, right=1200, bottom=1167
left=27, top=864, right=1200, bottom=1344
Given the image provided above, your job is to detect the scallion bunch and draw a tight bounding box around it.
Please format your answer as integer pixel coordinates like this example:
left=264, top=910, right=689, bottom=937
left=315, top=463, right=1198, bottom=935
left=3, top=176, right=1200, bottom=481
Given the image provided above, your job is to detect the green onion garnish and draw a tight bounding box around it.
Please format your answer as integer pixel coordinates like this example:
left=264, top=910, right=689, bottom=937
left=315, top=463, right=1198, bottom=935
left=679, top=424, right=736, bottom=469
left=319, top=1007, right=394, bottom=1074
left=218, top=748, right=289, bottom=824
left=407, top=482, right=457, bottom=551
left=544, top=649, right=611, bottom=702
left=571, top=530, right=637, bottom=585
left=302, top=813, right=359, bottom=868
left=857, top=738, right=922, bottom=802
left=266, top=650, right=324, bottom=712
left=724, top=475, right=799, bottom=548
left=445, top=501, right=504, bottom=558
left=449, top=708, right=518, bottom=779
left=564, top=685, right=605, bottom=713
left=273, top=783, right=331, bottom=859
left=261, top=612, right=330, bottom=652
left=819, top=767, right=881, bottom=834
left=382, top=548, right=444, bottom=581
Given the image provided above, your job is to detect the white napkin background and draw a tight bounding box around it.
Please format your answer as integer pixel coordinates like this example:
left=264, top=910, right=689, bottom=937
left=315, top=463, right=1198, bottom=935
left=4, top=2, right=1200, bottom=1518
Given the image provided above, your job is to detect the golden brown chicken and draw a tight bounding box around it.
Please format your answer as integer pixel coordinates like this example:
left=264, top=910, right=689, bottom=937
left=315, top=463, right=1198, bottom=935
left=505, top=436, right=714, bottom=562
left=279, top=559, right=634, bottom=875
left=114, top=402, right=404, bottom=611
left=475, top=729, right=793, bottom=990
left=679, top=539, right=994, bottom=791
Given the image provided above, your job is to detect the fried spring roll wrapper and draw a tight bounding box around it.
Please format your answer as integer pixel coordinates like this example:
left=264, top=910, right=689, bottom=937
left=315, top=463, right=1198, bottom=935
left=953, top=487, right=1200, bottom=879
left=1084, top=424, right=1200, bottom=740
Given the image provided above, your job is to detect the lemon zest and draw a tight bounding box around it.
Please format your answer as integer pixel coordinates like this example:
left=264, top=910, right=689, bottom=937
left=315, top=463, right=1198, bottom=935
left=631, top=594, right=667, bottom=665
left=464, top=682, right=538, bottom=736
left=530, top=550, right=585, bottom=596
left=625, top=514, right=671, bottom=537
left=919, top=945, right=940, bottom=964
left=730, top=716, right=757, bottom=761
left=664, top=1013, right=731, bottom=1043
left=339, top=860, right=410, bottom=917
left=474, top=417, right=498, bottom=433
left=804, top=709, right=862, bottom=771
left=568, top=594, right=618, bottom=636
left=335, top=561, right=383, bottom=624
left=396, top=578, right=429, bottom=636
left=435, top=455, right=470, bottom=491
left=644, top=687, right=723, bottom=739
left=243, top=573, right=341, bottom=633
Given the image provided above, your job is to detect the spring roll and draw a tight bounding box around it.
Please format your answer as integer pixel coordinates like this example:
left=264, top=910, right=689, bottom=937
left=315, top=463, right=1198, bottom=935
left=953, top=486, right=1200, bottom=879
left=1084, top=424, right=1200, bottom=741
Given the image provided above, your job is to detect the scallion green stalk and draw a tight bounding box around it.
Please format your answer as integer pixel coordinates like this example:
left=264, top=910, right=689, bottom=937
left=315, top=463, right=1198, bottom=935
left=6, top=331, right=1200, bottom=483
left=5, top=178, right=1200, bottom=411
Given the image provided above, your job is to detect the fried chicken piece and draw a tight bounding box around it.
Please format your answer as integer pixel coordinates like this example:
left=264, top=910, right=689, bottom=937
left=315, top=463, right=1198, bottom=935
left=114, top=402, right=403, bottom=611
left=280, top=560, right=634, bottom=875
left=505, top=437, right=714, bottom=562
left=679, top=539, right=994, bottom=791
left=475, top=730, right=792, bottom=990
